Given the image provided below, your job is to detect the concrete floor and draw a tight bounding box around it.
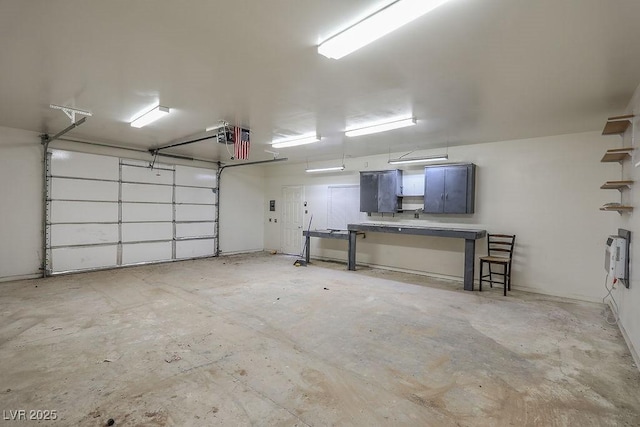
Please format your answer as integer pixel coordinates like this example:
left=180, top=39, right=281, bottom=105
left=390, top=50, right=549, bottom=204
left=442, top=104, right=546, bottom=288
left=1, top=253, right=639, bottom=426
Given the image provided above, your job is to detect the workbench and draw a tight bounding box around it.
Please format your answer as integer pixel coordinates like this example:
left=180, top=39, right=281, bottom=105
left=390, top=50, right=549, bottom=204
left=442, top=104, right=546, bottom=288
left=302, top=230, right=363, bottom=264
left=346, top=224, right=486, bottom=291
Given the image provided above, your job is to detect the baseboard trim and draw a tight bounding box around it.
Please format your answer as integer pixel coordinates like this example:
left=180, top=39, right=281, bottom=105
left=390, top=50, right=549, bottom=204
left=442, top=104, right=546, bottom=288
left=607, top=300, right=640, bottom=372
left=308, top=255, right=602, bottom=303
left=219, top=249, right=265, bottom=256
left=0, top=273, right=41, bottom=283
left=513, top=284, right=601, bottom=304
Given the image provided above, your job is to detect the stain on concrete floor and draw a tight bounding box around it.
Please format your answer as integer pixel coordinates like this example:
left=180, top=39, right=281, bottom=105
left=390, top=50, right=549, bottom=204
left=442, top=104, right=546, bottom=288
left=0, top=252, right=639, bottom=426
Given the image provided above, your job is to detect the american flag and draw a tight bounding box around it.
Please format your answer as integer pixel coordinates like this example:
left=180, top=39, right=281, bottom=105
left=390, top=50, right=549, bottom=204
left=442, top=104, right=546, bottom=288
left=233, top=126, right=250, bottom=160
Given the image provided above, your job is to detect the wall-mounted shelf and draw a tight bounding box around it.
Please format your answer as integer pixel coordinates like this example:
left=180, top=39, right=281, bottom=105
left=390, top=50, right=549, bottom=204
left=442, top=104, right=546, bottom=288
left=600, top=114, right=634, bottom=213
left=600, top=180, right=634, bottom=190
left=601, top=147, right=634, bottom=163
left=602, top=114, right=634, bottom=135
left=600, top=205, right=633, bottom=213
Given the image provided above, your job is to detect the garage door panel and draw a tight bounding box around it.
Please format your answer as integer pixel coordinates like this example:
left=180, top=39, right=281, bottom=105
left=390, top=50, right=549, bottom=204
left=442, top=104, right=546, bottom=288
left=122, top=242, right=172, bottom=264
left=122, top=183, right=172, bottom=203
left=176, top=239, right=215, bottom=259
left=51, top=224, right=118, bottom=246
left=52, top=245, right=117, bottom=272
left=51, top=201, right=118, bottom=223
left=176, top=222, right=215, bottom=238
left=121, top=203, right=173, bottom=222
left=175, top=165, right=216, bottom=188
left=122, top=222, right=173, bottom=242
left=122, top=164, right=173, bottom=185
left=50, top=178, right=118, bottom=201
left=175, top=186, right=215, bottom=204
left=175, top=204, right=215, bottom=222
left=50, top=150, right=119, bottom=181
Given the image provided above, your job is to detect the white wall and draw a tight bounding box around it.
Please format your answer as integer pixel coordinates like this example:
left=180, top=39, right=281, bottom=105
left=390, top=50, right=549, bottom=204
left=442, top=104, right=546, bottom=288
left=265, top=131, right=615, bottom=303
left=0, top=126, right=43, bottom=281
left=218, top=165, right=266, bottom=254
left=609, top=83, right=640, bottom=365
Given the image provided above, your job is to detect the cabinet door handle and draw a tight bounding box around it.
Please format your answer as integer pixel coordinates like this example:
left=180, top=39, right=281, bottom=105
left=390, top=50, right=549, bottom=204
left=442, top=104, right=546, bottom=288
left=445, top=193, right=448, bottom=200
left=441, top=193, right=444, bottom=200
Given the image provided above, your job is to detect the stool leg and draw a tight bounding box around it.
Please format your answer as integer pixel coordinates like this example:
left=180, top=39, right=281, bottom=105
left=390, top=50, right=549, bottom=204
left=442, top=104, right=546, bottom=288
left=489, top=264, right=493, bottom=288
left=503, top=263, right=507, bottom=296
left=479, top=260, right=483, bottom=292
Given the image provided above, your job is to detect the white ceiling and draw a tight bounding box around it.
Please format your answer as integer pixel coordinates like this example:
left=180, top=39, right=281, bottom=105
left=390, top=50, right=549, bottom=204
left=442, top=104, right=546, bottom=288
left=2, top=0, right=640, bottom=164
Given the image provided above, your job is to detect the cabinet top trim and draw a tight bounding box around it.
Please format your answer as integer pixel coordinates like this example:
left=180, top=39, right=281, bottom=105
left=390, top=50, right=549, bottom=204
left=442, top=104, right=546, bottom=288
left=423, top=162, right=476, bottom=169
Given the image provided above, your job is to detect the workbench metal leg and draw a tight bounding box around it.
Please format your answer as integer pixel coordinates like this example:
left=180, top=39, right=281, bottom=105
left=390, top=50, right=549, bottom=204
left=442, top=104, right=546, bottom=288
left=348, top=231, right=356, bottom=271
left=464, top=238, right=476, bottom=291
left=305, top=235, right=310, bottom=264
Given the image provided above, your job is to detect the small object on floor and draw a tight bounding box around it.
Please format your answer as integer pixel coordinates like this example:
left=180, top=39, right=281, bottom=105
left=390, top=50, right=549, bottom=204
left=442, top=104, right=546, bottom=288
left=270, top=250, right=277, bottom=254
left=35, top=285, right=38, bottom=288
left=107, top=419, right=115, bottom=426
left=277, top=298, right=280, bottom=300
left=103, top=359, right=112, bottom=363
left=164, top=354, right=181, bottom=363
left=323, top=287, right=329, bottom=290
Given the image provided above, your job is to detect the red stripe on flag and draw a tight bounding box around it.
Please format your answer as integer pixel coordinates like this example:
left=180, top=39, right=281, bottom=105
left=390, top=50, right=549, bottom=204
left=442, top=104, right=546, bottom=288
left=233, top=126, right=250, bottom=160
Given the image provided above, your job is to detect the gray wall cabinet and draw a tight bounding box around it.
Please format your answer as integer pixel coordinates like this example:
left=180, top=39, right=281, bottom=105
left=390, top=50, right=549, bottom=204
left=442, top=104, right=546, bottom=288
left=423, top=164, right=476, bottom=214
left=360, top=170, right=403, bottom=213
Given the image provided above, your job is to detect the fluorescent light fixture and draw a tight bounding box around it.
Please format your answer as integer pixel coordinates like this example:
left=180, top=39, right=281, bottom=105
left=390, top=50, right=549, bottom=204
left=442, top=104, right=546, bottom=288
left=346, top=117, right=416, bottom=137
left=388, top=154, right=448, bottom=165
left=271, top=134, right=320, bottom=149
left=318, top=0, right=452, bottom=59
left=305, top=166, right=345, bottom=173
left=130, top=105, right=170, bottom=128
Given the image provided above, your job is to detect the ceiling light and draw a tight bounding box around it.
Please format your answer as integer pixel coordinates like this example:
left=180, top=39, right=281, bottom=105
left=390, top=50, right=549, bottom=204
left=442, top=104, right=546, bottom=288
left=271, top=134, right=320, bottom=149
left=388, top=154, right=448, bottom=165
left=130, top=105, right=170, bottom=128
left=305, top=166, right=345, bottom=173
left=346, top=117, right=416, bottom=137
left=318, top=0, right=452, bottom=59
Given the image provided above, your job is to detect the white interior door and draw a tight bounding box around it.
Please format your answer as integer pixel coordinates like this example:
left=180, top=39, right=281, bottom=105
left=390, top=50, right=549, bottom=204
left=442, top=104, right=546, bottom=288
left=281, top=186, right=303, bottom=255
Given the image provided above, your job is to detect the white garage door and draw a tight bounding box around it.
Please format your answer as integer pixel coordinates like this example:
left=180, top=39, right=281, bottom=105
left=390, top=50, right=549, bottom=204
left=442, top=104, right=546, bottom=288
left=46, top=150, right=217, bottom=274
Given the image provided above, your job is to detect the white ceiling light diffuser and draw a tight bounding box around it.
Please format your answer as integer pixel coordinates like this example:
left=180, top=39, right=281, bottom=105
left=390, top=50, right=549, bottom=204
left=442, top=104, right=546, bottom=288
left=271, top=134, right=320, bottom=149
left=305, top=165, right=345, bottom=173
left=388, top=154, right=448, bottom=165
left=346, top=117, right=416, bottom=137
left=318, top=0, right=452, bottom=59
left=130, top=105, right=170, bottom=128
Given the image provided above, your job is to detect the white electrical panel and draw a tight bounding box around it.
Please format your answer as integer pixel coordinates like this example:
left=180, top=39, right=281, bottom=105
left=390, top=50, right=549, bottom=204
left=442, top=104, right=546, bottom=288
left=605, top=235, right=627, bottom=279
